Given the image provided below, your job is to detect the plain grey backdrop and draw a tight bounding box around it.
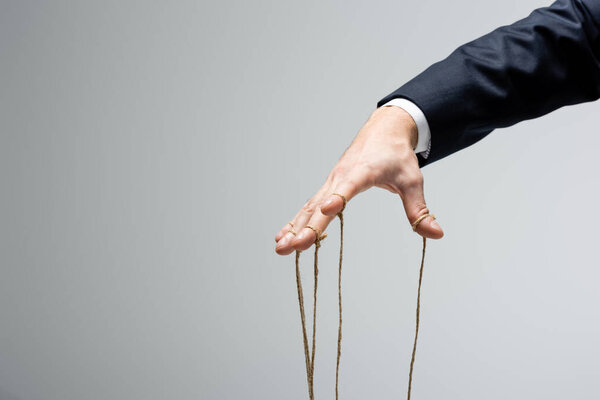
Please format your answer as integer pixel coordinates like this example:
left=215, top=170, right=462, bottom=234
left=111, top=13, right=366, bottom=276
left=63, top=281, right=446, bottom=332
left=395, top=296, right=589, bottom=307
left=2, top=0, right=600, bottom=399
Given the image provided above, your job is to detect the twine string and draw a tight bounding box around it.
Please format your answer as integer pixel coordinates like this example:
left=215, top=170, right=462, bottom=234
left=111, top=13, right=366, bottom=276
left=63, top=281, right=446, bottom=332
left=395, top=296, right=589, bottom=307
left=292, top=194, right=432, bottom=400
left=295, top=225, right=327, bottom=400
left=295, top=250, right=312, bottom=398
left=407, top=235, right=427, bottom=400
left=306, top=226, right=322, bottom=394
left=331, top=193, right=346, bottom=400
left=407, top=213, right=434, bottom=400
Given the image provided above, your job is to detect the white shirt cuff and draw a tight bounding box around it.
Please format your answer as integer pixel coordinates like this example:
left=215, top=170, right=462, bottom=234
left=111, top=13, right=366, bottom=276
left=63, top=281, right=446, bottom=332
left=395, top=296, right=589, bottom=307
left=380, top=98, right=431, bottom=159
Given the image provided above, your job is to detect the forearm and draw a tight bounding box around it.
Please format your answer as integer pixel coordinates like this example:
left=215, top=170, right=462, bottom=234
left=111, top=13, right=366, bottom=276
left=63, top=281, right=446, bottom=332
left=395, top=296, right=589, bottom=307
left=378, top=0, right=600, bottom=167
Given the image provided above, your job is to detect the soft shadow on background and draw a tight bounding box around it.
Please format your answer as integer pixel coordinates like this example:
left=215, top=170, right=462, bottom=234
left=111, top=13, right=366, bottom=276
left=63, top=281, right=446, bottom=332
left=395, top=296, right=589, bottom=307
left=2, top=1, right=600, bottom=399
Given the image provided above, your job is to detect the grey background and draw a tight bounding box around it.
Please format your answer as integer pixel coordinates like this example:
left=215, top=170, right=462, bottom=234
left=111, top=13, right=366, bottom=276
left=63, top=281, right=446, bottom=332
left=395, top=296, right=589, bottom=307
left=1, top=0, right=599, bottom=399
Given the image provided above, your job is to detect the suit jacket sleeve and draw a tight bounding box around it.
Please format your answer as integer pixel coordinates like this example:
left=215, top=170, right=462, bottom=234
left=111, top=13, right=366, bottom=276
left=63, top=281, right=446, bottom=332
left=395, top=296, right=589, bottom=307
left=377, top=0, right=600, bottom=168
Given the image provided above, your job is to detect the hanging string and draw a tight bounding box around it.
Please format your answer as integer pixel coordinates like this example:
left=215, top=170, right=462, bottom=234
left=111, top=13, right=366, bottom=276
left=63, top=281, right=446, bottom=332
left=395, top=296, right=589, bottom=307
left=291, top=203, right=434, bottom=400
left=293, top=223, right=327, bottom=400
left=294, top=249, right=312, bottom=398
left=305, top=224, right=325, bottom=395
left=407, top=213, right=435, bottom=400
left=331, top=193, right=347, bottom=400
left=407, top=236, right=427, bottom=400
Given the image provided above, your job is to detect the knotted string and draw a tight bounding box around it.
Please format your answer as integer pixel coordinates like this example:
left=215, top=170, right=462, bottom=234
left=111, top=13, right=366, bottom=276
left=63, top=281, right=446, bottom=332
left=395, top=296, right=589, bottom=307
left=292, top=199, right=434, bottom=400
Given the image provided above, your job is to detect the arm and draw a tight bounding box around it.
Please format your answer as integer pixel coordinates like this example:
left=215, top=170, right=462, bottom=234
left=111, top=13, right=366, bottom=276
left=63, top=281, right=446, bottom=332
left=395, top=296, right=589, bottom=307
left=274, top=0, right=600, bottom=253
left=378, top=0, right=600, bottom=168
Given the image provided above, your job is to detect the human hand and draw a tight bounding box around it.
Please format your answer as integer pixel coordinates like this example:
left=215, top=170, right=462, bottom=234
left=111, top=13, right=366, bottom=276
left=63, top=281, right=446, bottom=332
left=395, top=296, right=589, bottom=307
left=275, top=105, right=444, bottom=255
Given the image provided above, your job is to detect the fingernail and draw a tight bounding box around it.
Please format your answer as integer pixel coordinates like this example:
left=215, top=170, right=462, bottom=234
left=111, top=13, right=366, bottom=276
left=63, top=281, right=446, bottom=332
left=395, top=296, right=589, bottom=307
left=431, top=219, right=441, bottom=229
left=277, top=236, right=290, bottom=248
left=322, top=198, right=334, bottom=208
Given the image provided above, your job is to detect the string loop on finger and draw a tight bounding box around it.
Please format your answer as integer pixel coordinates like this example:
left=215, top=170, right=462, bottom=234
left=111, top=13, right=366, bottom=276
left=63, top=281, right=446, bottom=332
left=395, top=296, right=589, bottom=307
left=411, top=213, right=436, bottom=232
left=331, top=193, right=348, bottom=213
left=305, top=225, right=327, bottom=248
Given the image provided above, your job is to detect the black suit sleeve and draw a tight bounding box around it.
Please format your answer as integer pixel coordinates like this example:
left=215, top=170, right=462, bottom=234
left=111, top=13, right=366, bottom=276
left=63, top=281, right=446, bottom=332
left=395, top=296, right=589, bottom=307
left=377, top=0, right=600, bottom=168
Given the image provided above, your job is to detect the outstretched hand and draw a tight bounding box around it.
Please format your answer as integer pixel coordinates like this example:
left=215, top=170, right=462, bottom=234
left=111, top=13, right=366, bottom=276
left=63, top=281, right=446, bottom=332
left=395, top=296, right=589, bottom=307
left=275, top=105, right=443, bottom=255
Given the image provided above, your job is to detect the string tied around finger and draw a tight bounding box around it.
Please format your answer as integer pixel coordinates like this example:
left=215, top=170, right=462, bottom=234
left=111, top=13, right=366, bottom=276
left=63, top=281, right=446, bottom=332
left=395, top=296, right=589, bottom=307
left=411, top=213, right=436, bottom=232
left=331, top=192, right=347, bottom=216
left=306, top=225, right=327, bottom=249
left=292, top=200, right=434, bottom=400
left=407, top=212, right=433, bottom=400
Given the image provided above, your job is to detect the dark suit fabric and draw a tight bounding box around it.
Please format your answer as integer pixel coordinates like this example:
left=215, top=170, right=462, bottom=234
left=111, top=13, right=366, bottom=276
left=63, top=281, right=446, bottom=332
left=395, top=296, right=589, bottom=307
left=378, top=0, right=600, bottom=168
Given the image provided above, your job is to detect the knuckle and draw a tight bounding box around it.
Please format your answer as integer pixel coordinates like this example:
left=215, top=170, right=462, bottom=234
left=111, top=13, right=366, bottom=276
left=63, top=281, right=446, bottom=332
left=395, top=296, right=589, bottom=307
left=302, top=200, right=316, bottom=214
left=404, top=172, right=424, bottom=189
left=345, top=173, right=361, bottom=189
left=353, top=161, right=377, bottom=187
left=329, top=165, right=346, bottom=181
left=409, top=204, right=430, bottom=222
left=415, top=202, right=429, bottom=214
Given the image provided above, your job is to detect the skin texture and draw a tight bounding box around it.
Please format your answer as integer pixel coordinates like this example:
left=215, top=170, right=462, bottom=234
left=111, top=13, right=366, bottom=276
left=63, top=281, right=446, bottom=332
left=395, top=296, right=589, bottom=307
left=275, top=105, right=444, bottom=255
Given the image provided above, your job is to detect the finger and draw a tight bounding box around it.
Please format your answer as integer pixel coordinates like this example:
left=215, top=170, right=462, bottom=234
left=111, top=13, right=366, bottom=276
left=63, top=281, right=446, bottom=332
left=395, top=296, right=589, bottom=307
left=291, top=208, right=335, bottom=251
left=276, top=186, right=330, bottom=255
left=275, top=213, right=311, bottom=255
left=290, top=176, right=363, bottom=251
left=275, top=220, right=298, bottom=255
left=275, top=222, right=294, bottom=242
left=275, top=231, right=298, bottom=255
left=399, top=173, right=444, bottom=239
left=275, top=202, right=318, bottom=254
left=320, top=178, right=364, bottom=216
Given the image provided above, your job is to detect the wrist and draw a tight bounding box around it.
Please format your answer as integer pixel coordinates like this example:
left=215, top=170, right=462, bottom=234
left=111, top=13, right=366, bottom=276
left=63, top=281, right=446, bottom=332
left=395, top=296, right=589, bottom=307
left=372, top=105, right=418, bottom=149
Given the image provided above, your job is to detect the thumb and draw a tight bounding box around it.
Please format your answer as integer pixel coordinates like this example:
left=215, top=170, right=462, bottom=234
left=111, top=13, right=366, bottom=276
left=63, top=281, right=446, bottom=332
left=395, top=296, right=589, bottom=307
left=399, top=174, right=444, bottom=239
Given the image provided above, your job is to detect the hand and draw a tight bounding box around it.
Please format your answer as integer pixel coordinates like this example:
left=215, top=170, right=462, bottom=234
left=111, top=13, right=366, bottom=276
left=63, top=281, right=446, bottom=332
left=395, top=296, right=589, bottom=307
left=275, top=105, right=444, bottom=255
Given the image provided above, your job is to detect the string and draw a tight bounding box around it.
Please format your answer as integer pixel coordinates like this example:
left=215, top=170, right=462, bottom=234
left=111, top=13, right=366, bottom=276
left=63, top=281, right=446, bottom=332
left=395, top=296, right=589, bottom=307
left=294, top=250, right=312, bottom=398
left=407, top=235, right=427, bottom=400
left=307, top=226, right=322, bottom=396
left=407, top=213, right=434, bottom=400
left=332, top=193, right=346, bottom=400
left=335, top=212, right=344, bottom=400
left=295, top=225, right=326, bottom=400
left=292, top=199, right=433, bottom=400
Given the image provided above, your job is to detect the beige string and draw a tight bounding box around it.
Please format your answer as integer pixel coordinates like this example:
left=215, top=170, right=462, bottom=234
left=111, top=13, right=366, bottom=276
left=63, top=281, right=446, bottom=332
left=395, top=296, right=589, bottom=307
left=411, top=213, right=435, bottom=232
left=305, top=225, right=326, bottom=390
left=295, top=225, right=326, bottom=400
left=407, top=213, right=434, bottom=400
left=293, top=200, right=433, bottom=400
left=295, top=249, right=312, bottom=397
left=331, top=193, right=346, bottom=400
